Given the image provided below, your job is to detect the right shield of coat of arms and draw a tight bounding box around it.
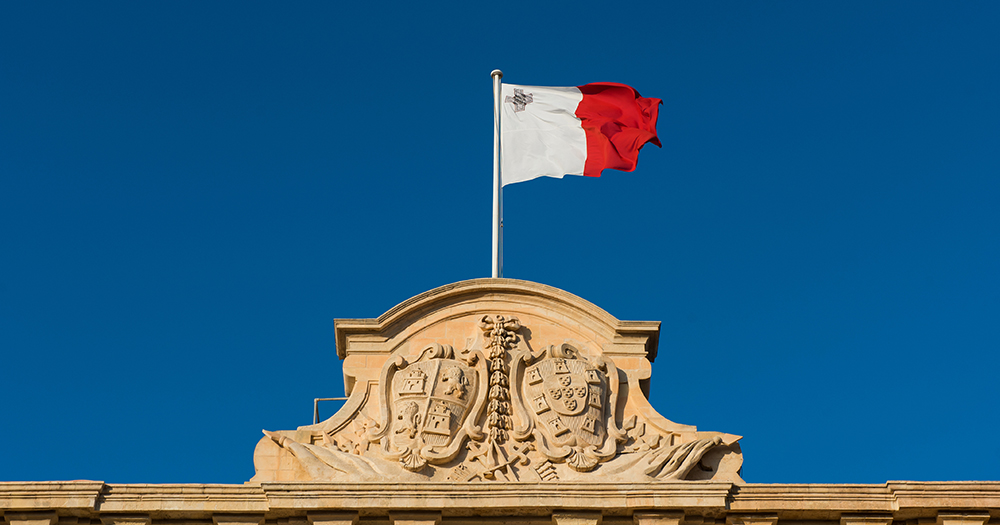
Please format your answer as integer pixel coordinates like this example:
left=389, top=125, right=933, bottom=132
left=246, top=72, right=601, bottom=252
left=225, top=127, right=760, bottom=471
left=511, top=343, right=626, bottom=471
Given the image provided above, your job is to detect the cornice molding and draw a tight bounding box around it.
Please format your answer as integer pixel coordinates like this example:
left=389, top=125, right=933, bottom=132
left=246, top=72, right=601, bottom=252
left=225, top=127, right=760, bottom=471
left=2, top=481, right=999, bottom=519
left=333, top=278, right=659, bottom=361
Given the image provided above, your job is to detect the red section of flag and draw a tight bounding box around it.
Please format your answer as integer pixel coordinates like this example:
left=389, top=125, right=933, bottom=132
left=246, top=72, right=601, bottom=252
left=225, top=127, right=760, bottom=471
left=576, top=83, right=662, bottom=177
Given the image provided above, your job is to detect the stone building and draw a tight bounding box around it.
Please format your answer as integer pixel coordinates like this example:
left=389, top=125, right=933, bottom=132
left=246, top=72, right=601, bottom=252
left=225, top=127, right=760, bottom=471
left=3, top=280, right=996, bottom=525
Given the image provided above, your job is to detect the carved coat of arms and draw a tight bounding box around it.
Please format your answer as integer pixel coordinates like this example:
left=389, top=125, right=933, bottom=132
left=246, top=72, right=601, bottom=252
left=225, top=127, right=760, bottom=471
left=256, top=302, right=741, bottom=484
left=511, top=343, right=626, bottom=471
left=368, top=343, right=486, bottom=470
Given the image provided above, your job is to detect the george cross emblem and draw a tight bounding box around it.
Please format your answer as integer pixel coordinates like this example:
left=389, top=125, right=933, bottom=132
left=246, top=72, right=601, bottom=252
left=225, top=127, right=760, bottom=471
left=505, top=88, right=534, bottom=112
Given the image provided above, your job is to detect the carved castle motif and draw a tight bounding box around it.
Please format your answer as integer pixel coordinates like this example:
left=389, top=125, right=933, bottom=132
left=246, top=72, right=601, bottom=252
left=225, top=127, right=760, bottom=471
left=252, top=279, right=742, bottom=483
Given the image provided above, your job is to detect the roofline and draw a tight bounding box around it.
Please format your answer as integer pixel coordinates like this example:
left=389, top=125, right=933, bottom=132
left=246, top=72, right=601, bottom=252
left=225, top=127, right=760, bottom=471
left=334, top=278, right=660, bottom=361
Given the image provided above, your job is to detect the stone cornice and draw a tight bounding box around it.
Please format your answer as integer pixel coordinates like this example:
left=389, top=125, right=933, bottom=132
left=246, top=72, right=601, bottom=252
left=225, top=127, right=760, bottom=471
left=0, top=481, right=104, bottom=512
left=259, top=482, right=733, bottom=513
left=729, top=484, right=895, bottom=513
left=332, top=279, right=660, bottom=361
left=2, top=482, right=999, bottom=520
left=887, top=482, right=1000, bottom=517
left=98, top=484, right=268, bottom=514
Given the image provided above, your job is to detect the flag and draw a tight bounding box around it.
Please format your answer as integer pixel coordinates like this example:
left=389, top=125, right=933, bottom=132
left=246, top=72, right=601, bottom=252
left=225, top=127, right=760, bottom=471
left=500, top=82, right=662, bottom=187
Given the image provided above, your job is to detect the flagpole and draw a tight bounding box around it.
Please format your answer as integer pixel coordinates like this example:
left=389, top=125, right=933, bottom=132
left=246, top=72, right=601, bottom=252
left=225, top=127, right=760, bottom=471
left=491, top=69, right=503, bottom=278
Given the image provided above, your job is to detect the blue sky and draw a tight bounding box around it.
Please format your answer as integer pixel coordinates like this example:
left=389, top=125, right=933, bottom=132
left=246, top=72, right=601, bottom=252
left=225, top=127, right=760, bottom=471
left=2, top=2, right=998, bottom=484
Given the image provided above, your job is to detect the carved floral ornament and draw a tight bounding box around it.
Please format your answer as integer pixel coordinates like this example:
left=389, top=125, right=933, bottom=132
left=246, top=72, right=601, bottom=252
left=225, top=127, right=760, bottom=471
left=258, top=314, right=740, bottom=483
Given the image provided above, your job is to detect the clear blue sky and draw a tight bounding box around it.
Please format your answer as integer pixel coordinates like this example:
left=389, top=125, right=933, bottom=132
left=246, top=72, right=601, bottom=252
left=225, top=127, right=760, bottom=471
left=2, top=2, right=998, bottom=484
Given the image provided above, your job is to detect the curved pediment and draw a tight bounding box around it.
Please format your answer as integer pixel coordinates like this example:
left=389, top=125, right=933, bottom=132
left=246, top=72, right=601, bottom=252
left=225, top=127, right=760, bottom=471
left=334, top=278, right=659, bottom=359
left=252, top=279, right=742, bottom=484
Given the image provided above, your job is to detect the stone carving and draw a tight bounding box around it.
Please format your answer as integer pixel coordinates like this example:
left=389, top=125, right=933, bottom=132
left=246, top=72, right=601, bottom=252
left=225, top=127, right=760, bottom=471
left=441, top=366, right=469, bottom=399
left=480, top=315, right=519, bottom=442
left=511, top=343, right=625, bottom=471
left=368, top=343, right=484, bottom=471
left=475, top=314, right=520, bottom=472
left=257, top=324, right=735, bottom=482
left=643, top=435, right=724, bottom=480
left=252, top=279, right=744, bottom=484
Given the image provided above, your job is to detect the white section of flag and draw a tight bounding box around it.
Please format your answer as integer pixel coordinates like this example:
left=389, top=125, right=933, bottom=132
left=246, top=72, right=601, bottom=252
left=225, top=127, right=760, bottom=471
left=500, top=84, right=586, bottom=187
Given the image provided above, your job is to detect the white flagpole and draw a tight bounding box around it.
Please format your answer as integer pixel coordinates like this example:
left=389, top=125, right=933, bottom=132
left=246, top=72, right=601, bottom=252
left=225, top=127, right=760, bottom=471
left=491, top=69, right=503, bottom=278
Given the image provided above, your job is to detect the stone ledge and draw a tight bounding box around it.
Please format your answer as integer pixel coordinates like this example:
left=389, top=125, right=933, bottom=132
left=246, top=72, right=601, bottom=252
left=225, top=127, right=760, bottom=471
left=2, top=481, right=1000, bottom=520
left=888, top=481, right=1000, bottom=512
left=729, top=484, right=894, bottom=515
left=98, top=485, right=269, bottom=515
left=0, top=482, right=105, bottom=511
left=259, top=482, right=734, bottom=514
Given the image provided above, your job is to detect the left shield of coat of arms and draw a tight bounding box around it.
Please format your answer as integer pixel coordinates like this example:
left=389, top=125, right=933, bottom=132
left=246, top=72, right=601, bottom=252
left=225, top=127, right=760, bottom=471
left=369, top=343, right=486, bottom=471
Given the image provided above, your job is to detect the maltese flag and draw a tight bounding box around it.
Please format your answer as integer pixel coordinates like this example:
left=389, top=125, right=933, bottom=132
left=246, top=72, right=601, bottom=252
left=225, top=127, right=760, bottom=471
left=500, top=82, right=662, bottom=186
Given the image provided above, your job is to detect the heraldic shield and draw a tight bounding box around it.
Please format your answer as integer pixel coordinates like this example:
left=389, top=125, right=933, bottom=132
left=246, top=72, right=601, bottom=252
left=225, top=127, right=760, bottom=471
left=511, top=343, right=626, bottom=472
left=525, top=356, right=605, bottom=446
left=370, top=343, right=485, bottom=471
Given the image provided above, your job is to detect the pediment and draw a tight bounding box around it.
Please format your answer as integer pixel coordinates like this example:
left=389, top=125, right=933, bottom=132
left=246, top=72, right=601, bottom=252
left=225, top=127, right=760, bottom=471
left=252, top=279, right=742, bottom=484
